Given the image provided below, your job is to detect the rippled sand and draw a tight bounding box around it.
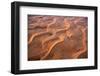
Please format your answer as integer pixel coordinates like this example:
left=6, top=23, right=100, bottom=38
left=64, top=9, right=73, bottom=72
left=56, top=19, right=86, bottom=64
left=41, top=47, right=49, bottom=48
left=28, top=15, right=88, bottom=61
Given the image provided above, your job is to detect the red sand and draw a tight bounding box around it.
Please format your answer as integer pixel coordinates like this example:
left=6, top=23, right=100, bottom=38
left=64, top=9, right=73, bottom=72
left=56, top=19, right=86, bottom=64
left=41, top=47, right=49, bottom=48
left=28, top=15, right=88, bottom=60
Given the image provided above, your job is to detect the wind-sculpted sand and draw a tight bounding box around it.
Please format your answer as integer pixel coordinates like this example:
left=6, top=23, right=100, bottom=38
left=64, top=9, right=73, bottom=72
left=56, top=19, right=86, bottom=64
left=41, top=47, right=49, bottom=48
left=28, top=15, right=88, bottom=60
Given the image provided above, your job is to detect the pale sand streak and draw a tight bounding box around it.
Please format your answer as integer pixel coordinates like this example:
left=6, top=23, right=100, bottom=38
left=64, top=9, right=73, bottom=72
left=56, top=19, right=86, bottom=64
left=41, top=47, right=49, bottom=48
left=72, top=27, right=87, bottom=58
left=41, top=30, right=67, bottom=60
left=28, top=31, right=50, bottom=44
left=41, top=37, right=64, bottom=60
left=28, top=17, right=56, bottom=45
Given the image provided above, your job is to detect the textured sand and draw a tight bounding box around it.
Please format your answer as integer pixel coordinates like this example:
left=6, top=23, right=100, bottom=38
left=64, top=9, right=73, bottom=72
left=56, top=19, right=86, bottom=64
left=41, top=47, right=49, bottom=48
left=28, top=15, right=88, bottom=61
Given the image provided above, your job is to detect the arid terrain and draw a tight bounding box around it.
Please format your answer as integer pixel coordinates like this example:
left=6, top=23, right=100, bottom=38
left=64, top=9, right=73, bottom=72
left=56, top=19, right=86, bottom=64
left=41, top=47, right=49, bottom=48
left=28, top=15, right=88, bottom=61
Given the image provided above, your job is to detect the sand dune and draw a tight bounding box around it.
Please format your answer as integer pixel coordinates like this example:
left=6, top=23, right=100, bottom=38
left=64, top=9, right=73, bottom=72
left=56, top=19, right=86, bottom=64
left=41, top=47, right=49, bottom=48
left=28, top=15, right=88, bottom=60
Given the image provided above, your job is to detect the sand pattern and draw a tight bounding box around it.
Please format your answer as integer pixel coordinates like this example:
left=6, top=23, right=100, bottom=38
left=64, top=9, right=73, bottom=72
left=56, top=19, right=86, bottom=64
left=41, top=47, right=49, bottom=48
left=28, top=15, right=88, bottom=60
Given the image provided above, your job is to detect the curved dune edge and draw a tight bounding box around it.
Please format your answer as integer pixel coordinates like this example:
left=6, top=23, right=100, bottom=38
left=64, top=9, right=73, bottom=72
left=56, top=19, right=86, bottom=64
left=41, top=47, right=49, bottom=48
left=41, top=37, right=64, bottom=60
left=72, top=27, right=87, bottom=58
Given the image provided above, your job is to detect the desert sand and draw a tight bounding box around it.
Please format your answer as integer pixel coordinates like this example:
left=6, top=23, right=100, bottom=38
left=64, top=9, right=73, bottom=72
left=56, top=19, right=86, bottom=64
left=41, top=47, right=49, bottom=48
left=28, top=15, right=88, bottom=61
